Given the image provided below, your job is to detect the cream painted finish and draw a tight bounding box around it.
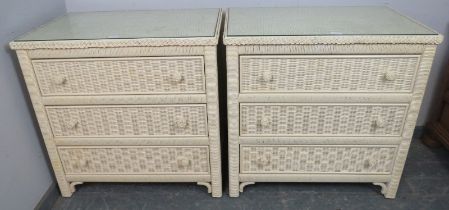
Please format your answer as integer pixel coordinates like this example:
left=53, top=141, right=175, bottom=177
left=11, top=9, right=222, bottom=197
left=224, top=6, right=442, bottom=198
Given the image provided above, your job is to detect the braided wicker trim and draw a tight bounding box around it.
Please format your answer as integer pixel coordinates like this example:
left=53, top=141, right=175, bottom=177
left=10, top=37, right=219, bottom=50
left=223, top=35, right=443, bottom=45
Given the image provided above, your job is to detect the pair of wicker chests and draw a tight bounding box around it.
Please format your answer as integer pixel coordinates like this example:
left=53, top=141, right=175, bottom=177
left=10, top=7, right=442, bottom=198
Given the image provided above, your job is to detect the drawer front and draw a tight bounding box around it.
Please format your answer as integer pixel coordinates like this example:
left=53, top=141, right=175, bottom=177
left=240, top=103, right=408, bottom=136
left=240, top=55, right=420, bottom=93
left=58, top=146, right=210, bottom=175
left=33, top=56, right=205, bottom=96
left=240, top=145, right=397, bottom=174
left=47, top=105, right=208, bottom=137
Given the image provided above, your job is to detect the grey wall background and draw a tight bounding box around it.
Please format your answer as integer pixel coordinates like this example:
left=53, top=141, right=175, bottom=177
left=66, top=0, right=449, bottom=126
left=0, top=0, right=66, bottom=209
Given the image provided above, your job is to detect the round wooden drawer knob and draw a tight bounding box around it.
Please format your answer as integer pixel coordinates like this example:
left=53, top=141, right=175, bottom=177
left=257, top=156, right=271, bottom=166
left=259, top=117, right=271, bottom=128
left=178, top=158, right=190, bottom=167
left=174, top=116, right=188, bottom=128
left=53, top=76, right=67, bottom=85
left=384, top=71, right=396, bottom=81
left=67, top=120, right=79, bottom=129
left=170, top=71, right=184, bottom=83
left=262, top=71, right=273, bottom=82
left=81, top=159, right=89, bottom=167
left=375, top=118, right=386, bottom=128
left=364, top=160, right=371, bottom=169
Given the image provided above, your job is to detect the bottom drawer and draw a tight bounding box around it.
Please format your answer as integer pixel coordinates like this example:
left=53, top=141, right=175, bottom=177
left=58, top=146, right=210, bottom=175
left=240, top=145, right=397, bottom=174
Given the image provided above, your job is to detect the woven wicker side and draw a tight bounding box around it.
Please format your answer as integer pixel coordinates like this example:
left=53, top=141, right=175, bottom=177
left=15, top=50, right=72, bottom=197
left=204, top=46, right=222, bottom=197
left=227, top=46, right=241, bottom=197
left=384, top=45, right=437, bottom=198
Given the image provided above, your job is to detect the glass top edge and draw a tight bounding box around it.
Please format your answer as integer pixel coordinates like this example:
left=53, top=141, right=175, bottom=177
left=15, top=35, right=219, bottom=42
left=225, top=33, right=439, bottom=37
left=226, top=6, right=437, bottom=37
left=16, top=8, right=221, bottom=41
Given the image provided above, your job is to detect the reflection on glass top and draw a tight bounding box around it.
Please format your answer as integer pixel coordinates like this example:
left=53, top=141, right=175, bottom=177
left=227, top=7, right=436, bottom=36
left=17, top=9, right=220, bottom=41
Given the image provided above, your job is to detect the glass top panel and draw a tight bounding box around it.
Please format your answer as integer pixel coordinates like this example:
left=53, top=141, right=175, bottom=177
left=17, top=9, right=220, bottom=41
left=227, top=7, right=436, bottom=36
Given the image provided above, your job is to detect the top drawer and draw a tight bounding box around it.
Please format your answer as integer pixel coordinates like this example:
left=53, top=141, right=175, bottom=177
left=33, top=56, right=205, bottom=96
left=240, top=55, right=420, bottom=93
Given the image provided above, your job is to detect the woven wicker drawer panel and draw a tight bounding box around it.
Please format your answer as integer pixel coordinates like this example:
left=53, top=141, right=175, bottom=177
left=58, top=146, right=210, bottom=175
left=33, top=56, right=205, bottom=96
left=240, top=145, right=397, bottom=174
left=240, top=103, right=408, bottom=136
left=46, top=105, right=207, bottom=137
left=240, top=55, right=420, bottom=93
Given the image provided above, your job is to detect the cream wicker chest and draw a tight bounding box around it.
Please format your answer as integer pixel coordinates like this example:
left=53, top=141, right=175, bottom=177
left=11, top=9, right=222, bottom=197
left=224, top=7, right=443, bottom=198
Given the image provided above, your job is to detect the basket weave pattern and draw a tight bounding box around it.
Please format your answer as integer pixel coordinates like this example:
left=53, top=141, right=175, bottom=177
left=240, top=104, right=407, bottom=136
left=59, top=146, right=210, bottom=174
left=33, top=57, right=205, bottom=96
left=240, top=55, right=419, bottom=93
left=46, top=105, right=208, bottom=137
left=240, top=146, right=396, bottom=174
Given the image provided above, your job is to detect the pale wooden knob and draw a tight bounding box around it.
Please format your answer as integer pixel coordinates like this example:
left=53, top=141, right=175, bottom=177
left=384, top=71, right=396, bottom=81
left=67, top=119, right=79, bottom=129
left=170, top=71, right=184, bottom=83
left=257, top=155, right=271, bottom=166
left=262, top=71, right=273, bottom=82
left=375, top=118, right=386, bottom=128
left=363, top=160, right=371, bottom=169
left=74, top=160, right=89, bottom=169
left=178, top=158, right=190, bottom=167
left=79, top=159, right=89, bottom=167
left=53, top=75, right=67, bottom=85
left=259, top=117, right=271, bottom=128
left=174, top=116, right=188, bottom=128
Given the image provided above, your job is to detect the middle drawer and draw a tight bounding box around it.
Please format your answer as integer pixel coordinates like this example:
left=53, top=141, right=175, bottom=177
left=46, top=104, right=208, bottom=137
left=240, top=103, right=408, bottom=136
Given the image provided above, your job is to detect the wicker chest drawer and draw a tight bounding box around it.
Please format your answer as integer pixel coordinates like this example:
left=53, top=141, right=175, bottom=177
left=240, top=55, right=420, bottom=93
left=240, top=145, right=397, bottom=174
left=240, top=103, right=408, bottom=136
left=47, top=105, right=208, bottom=137
left=58, top=146, right=210, bottom=175
left=33, top=56, right=205, bottom=96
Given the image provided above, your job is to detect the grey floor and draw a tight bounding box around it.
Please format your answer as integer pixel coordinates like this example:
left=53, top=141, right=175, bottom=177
left=52, top=138, right=449, bottom=210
